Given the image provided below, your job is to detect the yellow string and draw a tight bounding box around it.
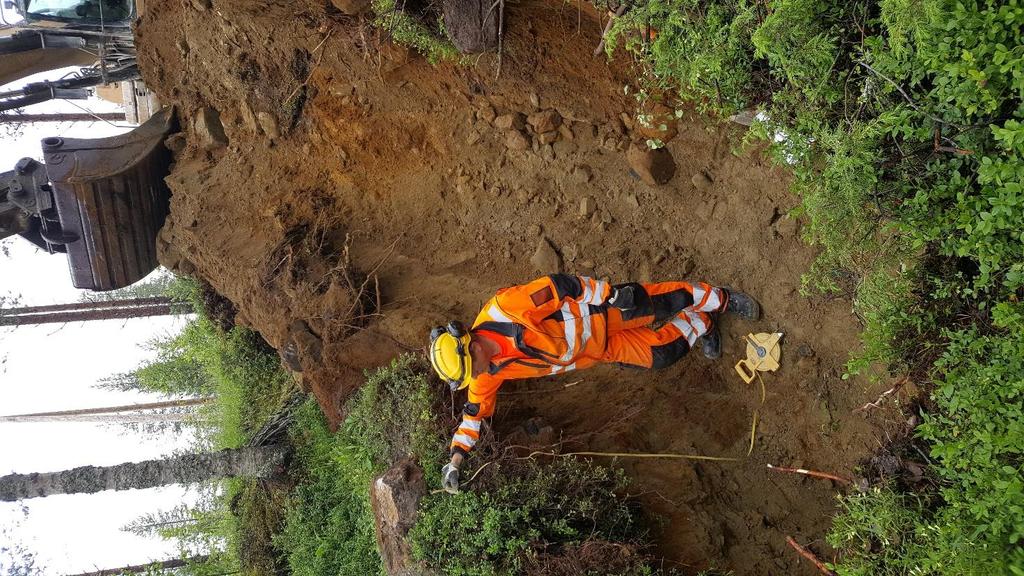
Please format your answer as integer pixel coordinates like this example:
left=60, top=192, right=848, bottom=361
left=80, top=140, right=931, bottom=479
left=748, top=410, right=759, bottom=456
left=522, top=450, right=741, bottom=462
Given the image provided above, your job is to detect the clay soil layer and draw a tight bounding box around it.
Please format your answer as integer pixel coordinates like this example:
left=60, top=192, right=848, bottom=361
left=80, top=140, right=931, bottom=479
left=137, top=1, right=890, bottom=573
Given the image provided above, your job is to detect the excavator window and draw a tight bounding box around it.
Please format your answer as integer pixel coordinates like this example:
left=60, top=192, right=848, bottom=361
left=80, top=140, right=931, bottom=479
left=22, top=0, right=131, bottom=23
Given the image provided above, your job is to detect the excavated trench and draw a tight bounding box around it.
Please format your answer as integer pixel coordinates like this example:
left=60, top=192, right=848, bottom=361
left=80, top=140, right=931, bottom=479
left=136, top=1, right=891, bottom=572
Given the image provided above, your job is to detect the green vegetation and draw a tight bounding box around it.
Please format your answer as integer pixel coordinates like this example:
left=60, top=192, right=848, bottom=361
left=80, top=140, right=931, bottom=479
left=110, top=276, right=297, bottom=575
left=607, top=0, right=1023, bottom=573
left=277, top=354, right=660, bottom=576
left=369, top=1, right=460, bottom=63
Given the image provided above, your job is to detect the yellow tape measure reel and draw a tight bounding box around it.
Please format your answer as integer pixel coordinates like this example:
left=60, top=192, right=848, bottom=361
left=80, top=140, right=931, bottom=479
left=734, top=332, right=783, bottom=384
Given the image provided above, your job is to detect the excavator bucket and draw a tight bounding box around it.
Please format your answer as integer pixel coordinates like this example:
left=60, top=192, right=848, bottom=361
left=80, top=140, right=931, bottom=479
left=39, top=107, right=177, bottom=291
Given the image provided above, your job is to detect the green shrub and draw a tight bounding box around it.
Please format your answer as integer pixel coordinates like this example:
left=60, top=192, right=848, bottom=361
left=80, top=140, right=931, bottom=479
left=607, top=0, right=1023, bottom=573
left=411, top=459, right=642, bottom=575
left=275, top=355, right=443, bottom=576
left=827, top=486, right=927, bottom=576
left=607, top=0, right=762, bottom=114
left=275, top=399, right=382, bottom=576
left=914, top=323, right=1024, bottom=572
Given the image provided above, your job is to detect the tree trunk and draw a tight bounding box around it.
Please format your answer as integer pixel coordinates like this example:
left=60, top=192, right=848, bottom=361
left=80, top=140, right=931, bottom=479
left=0, top=112, right=126, bottom=123
left=0, top=397, right=211, bottom=422
left=3, top=297, right=174, bottom=315
left=0, top=445, right=289, bottom=502
left=63, top=555, right=210, bottom=576
left=0, top=412, right=197, bottom=423
left=0, top=297, right=189, bottom=327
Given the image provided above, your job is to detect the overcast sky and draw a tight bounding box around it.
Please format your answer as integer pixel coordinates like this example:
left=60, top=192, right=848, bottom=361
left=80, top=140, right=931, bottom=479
left=1, top=55, right=201, bottom=572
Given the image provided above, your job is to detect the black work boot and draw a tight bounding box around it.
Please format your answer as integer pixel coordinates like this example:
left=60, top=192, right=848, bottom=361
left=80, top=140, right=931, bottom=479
left=723, top=289, right=760, bottom=321
left=700, top=321, right=722, bottom=360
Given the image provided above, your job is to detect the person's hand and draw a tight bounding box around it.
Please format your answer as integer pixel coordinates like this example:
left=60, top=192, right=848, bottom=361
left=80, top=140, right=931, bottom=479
left=441, top=462, right=461, bottom=494
left=606, top=285, right=636, bottom=311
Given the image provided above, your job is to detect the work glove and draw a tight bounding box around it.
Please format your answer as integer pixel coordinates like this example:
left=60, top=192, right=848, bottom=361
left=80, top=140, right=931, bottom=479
left=441, top=462, right=461, bottom=494
left=606, top=285, right=636, bottom=312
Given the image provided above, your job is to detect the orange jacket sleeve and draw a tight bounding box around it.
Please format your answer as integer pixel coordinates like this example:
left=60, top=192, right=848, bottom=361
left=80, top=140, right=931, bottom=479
left=450, top=372, right=503, bottom=456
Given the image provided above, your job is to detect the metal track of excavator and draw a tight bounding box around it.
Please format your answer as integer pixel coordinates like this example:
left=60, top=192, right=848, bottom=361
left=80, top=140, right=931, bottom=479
left=1, top=107, right=177, bottom=291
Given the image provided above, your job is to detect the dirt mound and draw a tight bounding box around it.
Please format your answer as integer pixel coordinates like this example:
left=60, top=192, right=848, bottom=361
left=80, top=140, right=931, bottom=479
left=136, top=1, right=891, bottom=572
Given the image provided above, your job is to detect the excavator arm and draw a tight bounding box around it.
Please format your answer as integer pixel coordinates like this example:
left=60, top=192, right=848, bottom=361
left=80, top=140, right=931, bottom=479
left=2, top=107, right=177, bottom=291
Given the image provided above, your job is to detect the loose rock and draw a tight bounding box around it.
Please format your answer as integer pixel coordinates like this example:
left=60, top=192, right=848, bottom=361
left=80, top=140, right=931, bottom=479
left=164, top=133, right=187, bottom=155
left=775, top=215, right=800, bottom=238
left=494, top=112, right=526, bottom=131
left=538, top=130, right=559, bottom=145
left=691, top=171, right=713, bottom=190
left=505, top=129, right=530, bottom=151
left=193, top=107, right=228, bottom=149
left=558, top=124, right=574, bottom=141
left=529, top=92, right=540, bottom=109
left=624, top=193, right=640, bottom=210
left=476, top=103, right=496, bottom=124
left=527, top=109, right=562, bottom=134
left=580, top=196, right=596, bottom=218
left=572, top=164, right=593, bottom=182
left=530, top=237, right=563, bottom=273
left=256, top=111, right=281, bottom=139
left=627, top=143, right=676, bottom=186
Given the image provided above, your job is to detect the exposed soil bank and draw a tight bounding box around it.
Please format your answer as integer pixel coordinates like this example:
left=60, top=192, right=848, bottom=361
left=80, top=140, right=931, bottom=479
left=137, top=1, right=890, bottom=572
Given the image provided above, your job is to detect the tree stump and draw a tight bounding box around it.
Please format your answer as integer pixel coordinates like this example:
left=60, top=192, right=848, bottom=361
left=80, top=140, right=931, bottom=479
left=442, top=0, right=499, bottom=54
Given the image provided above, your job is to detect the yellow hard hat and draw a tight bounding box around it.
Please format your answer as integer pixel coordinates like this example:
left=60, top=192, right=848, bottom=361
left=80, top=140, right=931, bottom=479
left=429, top=322, right=472, bottom=391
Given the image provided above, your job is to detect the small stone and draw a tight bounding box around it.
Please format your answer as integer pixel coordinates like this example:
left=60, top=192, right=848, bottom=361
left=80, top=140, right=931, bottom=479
left=626, top=142, right=676, bottom=186
left=256, top=111, right=280, bottom=139
left=623, top=193, right=640, bottom=210
left=552, top=139, right=576, bottom=158
left=527, top=224, right=542, bottom=236
left=574, top=122, right=597, bottom=141
left=164, top=133, right=187, bottom=154
left=797, top=344, right=815, bottom=358
left=620, top=112, right=634, bottom=131
left=193, top=107, right=228, bottom=149
left=558, top=124, right=574, bottom=141
left=465, top=131, right=481, bottom=146
left=538, top=130, right=559, bottom=145
left=637, top=260, right=652, bottom=283
left=447, top=250, right=477, bottom=269
left=580, top=196, right=596, bottom=218
left=600, top=211, right=614, bottom=225
left=729, top=108, right=758, bottom=126
left=505, top=129, right=530, bottom=151
left=494, top=112, right=526, bottom=131
left=527, top=109, right=562, bottom=134
left=477, top=103, right=497, bottom=123
left=775, top=215, right=800, bottom=238
left=691, top=171, right=713, bottom=190
left=529, top=92, right=540, bottom=109
left=540, top=144, right=555, bottom=162
left=680, top=257, right=695, bottom=276
left=238, top=102, right=260, bottom=134
left=330, top=0, right=370, bottom=14
left=530, top=237, right=562, bottom=273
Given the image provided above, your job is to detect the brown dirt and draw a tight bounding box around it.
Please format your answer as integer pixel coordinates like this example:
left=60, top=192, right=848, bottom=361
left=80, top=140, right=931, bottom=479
left=136, top=1, right=893, bottom=573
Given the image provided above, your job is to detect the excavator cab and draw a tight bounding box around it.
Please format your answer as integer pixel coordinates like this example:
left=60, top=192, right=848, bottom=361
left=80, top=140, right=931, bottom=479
left=1, top=107, right=176, bottom=291
left=12, top=0, right=134, bottom=26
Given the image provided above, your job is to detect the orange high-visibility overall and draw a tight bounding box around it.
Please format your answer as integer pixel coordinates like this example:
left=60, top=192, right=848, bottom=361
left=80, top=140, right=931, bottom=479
left=449, top=274, right=726, bottom=455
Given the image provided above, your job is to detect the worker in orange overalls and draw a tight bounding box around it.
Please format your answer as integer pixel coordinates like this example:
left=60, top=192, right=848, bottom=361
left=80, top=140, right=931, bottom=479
left=428, top=274, right=759, bottom=493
